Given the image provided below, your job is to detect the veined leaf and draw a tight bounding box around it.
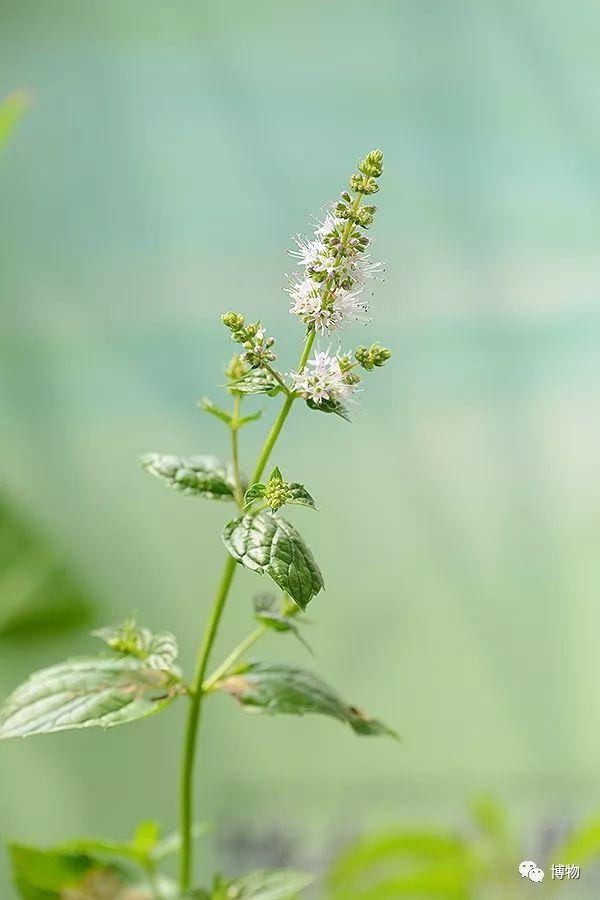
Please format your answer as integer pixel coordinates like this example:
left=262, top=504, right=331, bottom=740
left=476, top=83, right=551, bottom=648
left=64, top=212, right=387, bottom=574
left=216, top=664, right=397, bottom=738
left=216, top=869, right=314, bottom=899
left=0, top=655, right=183, bottom=740
left=226, top=370, right=283, bottom=397
left=286, top=484, right=316, bottom=509
left=92, top=617, right=180, bottom=674
left=253, top=594, right=312, bottom=654
left=222, top=512, right=323, bottom=610
left=141, top=453, right=236, bottom=500
left=199, top=398, right=233, bottom=426
left=306, top=397, right=351, bottom=422
left=244, top=483, right=267, bottom=506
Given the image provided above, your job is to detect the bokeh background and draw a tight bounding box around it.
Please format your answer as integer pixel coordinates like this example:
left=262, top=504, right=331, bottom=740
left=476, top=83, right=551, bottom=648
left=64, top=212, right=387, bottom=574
left=2, top=0, right=600, bottom=896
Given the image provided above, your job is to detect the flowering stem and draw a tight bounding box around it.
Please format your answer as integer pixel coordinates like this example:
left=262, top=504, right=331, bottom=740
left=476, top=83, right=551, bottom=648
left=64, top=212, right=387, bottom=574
left=230, top=394, right=244, bottom=509
left=178, top=327, right=315, bottom=892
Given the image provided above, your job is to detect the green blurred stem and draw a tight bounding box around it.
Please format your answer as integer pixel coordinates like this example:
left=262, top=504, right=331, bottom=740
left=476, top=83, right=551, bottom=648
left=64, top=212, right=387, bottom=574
left=178, top=328, right=314, bottom=892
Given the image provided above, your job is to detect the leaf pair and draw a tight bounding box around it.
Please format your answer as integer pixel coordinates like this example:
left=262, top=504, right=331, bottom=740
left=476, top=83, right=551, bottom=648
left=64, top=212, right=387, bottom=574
left=244, top=467, right=316, bottom=513
left=200, top=397, right=263, bottom=429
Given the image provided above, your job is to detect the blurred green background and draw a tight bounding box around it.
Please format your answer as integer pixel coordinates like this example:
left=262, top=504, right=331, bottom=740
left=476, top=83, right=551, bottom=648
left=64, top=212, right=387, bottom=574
left=2, top=0, right=600, bottom=896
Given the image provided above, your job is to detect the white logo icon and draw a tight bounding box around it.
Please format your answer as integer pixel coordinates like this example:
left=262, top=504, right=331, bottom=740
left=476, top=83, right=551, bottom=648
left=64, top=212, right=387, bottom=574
left=519, top=860, right=545, bottom=883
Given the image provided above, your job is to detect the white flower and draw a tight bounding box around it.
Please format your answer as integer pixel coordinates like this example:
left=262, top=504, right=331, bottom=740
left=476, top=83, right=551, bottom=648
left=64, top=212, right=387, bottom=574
left=286, top=204, right=382, bottom=334
left=291, top=350, right=355, bottom=405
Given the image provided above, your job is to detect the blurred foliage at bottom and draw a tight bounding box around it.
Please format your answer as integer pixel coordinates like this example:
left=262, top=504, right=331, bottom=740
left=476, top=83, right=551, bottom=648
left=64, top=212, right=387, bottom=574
left=9, top=798, right=600, bottom=898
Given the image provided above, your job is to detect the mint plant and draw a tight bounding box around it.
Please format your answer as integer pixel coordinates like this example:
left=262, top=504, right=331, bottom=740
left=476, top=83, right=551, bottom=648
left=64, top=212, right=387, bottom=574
left=0, top=150, right=394, bottom=899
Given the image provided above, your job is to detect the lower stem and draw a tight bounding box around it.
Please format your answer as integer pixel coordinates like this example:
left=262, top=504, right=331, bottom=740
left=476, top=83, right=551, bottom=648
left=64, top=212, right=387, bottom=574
left=178, top=554, right=237, bottom=891
left=177, top=328, right=315, bottom=892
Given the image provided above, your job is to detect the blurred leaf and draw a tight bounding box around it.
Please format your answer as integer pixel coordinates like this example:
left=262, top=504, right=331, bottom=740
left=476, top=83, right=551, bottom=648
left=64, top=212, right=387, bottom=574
left=306, top=397, right=350, bottom=422
left=141, top=453, right=237, bottom=500
left=215, top=869, right=314, bottom=899
left=199, top=398, right=233, bottom=426
left=0, top=90, right=29, bottom=150
left=152, top=823, right=208, bottom=862
left=222, top=512, right=323, bottom=611
left=9, top=844, right=141, bottom=900
left=553, top=816, right=600, bottom=868
left=216, top=663, right=397, bottom=738
left=327, top=831, right=473, bottom=899
left=0, top=495, right=93, bottom=641
left=238, top=410, right=264, bottom=427
left=0, top=655, right=183, bottom=739
left=226, top=370, right=282, bottom=397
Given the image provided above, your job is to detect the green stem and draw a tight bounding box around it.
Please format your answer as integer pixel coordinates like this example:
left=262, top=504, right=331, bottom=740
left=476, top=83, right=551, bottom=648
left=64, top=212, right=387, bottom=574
left=203, top=624, right=266, bottom=692
left=178, top=329, right=315, bottom=892
left=179, top=553, right=237, bottom=890
left=230, top=394, right=244, bottom=509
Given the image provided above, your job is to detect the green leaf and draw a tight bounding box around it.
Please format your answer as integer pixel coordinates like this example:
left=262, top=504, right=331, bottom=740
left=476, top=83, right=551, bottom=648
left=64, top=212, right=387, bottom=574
left=0, top=655, right=183, bottom=740
left=218, top=869, right=314, bottom=899
left=227, top=370, right=283, bottom=396
left=253, top=594, right=312, bottom=654
left=285, top=484, right=317, bottom=510
left=553, top=816, right=600, bottom=868
left=0, top=495, right=93, bottom=640
left=222, top=512, right=324, bottom=610
left=238, top=409, right=264, bottom=427
left=92, top=617, right=180, bottom=673
left=0, top=90, right=29, bottom=150
left=199, top=398, right=233, bottom=426
left=327, top=831, right=473, bottom=899
left=9, top=844, right=137, bottom=900
left=244, top=483, right=266, bottom=506
left=216, top=664, right=397, bottom=738
left=141, top=453, right=237, bottom=500
left=306, top=397, right=351, bottom=422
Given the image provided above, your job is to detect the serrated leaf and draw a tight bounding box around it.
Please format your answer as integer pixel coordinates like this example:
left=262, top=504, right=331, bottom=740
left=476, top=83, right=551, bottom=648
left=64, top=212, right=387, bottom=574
left=219, top=869, right=314, bottom=899
left=216, top=664, right=397, bottom=738
left=222, top=512, right=323, bottom=610
left=244, top=483, right=266, bottom=506
left=92, top=617, right=180, bottom=673
left=306, top=397, right=351, bottom=422
left=227, top=370, right=283, bottom=396
left=141, top=453, right=236, bottom=500
left=0, top=655, right=183, bottom=740
left=199, top=398, right=233, bottom=426
left=286, top=484, right=316, bottom=510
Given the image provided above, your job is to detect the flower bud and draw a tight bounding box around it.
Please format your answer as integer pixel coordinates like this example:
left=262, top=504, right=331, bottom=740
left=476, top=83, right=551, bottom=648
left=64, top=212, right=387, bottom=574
left=358, top=149, right=384, bottom=178
left=222, top=311, right=244, bottom=330
left=349, top=173, right=379, bottom=195
left=355, top=342, right=391, bottom=371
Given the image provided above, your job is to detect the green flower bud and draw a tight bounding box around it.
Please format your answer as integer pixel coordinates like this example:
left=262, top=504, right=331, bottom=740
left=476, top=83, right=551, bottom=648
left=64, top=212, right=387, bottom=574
left=355, top=206, right=375, bottom=228
left=349, top=173, right=379, bottom=195
left=358, top=149, right=384, bottom=178
left=222, top=311, right=244, bottom=330
left=264, top=466, right=290, bottom=511
left=355, top=343, right=391, bottom=371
